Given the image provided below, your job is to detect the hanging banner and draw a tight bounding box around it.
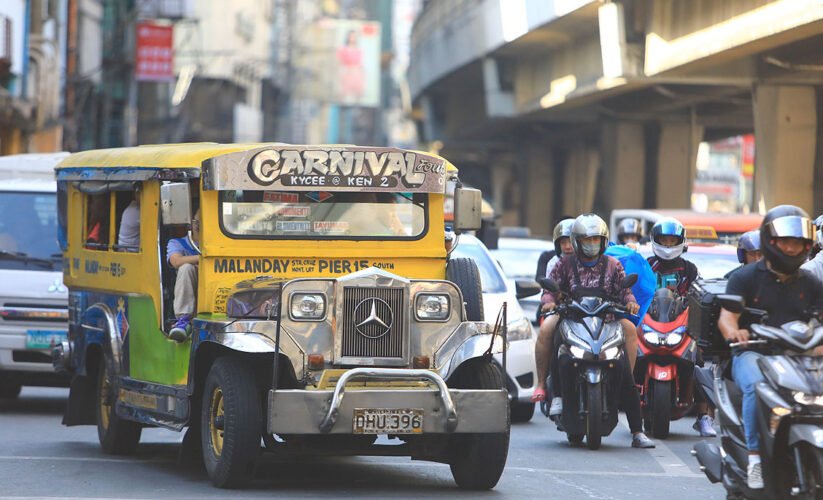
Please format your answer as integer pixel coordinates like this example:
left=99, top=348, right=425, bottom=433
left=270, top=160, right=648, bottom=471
left=135, top=21, right=174, bottom=82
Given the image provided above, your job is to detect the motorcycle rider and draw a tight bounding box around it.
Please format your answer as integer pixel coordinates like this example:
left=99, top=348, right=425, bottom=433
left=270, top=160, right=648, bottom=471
left=646, top=218, right=716, bottom=437
left=801, top=214, right=823, bottom=283
left=718, top=205, right=823, bottom=490
left=533, top=213, right=654, bottom=448
left=535, top=217, right=576, bottom=280
left=616, top=218, right=644, bottom=249
left=724, top=230, right=761, bottom=278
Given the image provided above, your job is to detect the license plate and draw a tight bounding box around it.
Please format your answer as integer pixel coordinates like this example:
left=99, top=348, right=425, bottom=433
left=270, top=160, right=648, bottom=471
left=25, top=330, right=67, bottom=350
left=353, top=408, right=424, bottom=434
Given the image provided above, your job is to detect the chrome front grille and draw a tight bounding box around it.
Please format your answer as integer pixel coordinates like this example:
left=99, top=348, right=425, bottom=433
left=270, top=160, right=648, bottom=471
left=341, top=287, right=405, bottom=359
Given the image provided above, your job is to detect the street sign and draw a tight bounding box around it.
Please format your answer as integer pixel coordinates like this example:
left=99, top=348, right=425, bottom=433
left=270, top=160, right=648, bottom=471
left=135, top=21, right=173, bottom=82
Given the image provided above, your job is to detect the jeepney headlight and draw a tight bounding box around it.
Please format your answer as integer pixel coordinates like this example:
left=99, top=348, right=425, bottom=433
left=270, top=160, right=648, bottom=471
left=290, top=293, right=325, bottom=320
left=415, top=293, right=450, bottom=321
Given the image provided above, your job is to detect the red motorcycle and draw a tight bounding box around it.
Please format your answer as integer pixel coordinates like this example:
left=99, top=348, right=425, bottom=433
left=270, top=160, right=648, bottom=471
left=634, top=288, right=699, bottom=438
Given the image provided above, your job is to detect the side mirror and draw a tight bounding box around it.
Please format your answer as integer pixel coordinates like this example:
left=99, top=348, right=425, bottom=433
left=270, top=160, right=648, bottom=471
left=453, top=187, right=482, bottom=234
left=160, top=183, right=192, bottom=225
left=717, top=294, right=745, bottom=314
left=515, top=279, right=542, bottom=299
left=621, top=273, right=638, bottom=289
left=538, top=278, right=560, bottom=294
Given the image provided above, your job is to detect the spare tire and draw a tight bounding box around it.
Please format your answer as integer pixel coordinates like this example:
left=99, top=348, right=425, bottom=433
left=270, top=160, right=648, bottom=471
left=447, top=257, right=484, bottom=321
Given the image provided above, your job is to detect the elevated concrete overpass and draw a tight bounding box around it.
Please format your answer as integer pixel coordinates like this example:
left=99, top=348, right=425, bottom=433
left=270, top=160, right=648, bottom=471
left=409, top=0, right=823, bottom=236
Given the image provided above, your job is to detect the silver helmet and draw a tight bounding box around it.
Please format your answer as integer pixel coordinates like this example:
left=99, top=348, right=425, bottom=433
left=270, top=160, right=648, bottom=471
left=571, top=213, right=609, bottom=259
left=617, top=218, right=644, bottom=243
left=552, top=218, right=575, bottom=255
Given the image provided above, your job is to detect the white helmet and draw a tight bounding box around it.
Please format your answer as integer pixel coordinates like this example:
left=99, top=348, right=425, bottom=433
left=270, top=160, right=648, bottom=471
left=651, top=218, right=686, bottom=261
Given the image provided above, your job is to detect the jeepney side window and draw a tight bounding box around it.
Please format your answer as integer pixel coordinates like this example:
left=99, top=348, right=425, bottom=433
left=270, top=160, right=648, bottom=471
left=113, top=188, right=140, bottom=252
left=85, top=193, right=111, bottom=251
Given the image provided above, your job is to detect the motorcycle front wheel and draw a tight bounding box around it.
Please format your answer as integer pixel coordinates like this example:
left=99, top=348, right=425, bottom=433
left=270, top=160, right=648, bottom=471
left=585, top=382, right=602, bottom=450
left=787, top=443, right=823, bottom=500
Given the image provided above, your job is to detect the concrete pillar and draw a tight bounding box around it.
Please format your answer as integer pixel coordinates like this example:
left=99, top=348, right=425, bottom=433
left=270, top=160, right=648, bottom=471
left=561, top=141, right=599, bottom=217
left=655, top=122, right=703, bottom=208
left=753, top=85, right=816, bottom=213
left=522, top=143, right=555, bottom=237
left=600, top=121, right=645, bottom=214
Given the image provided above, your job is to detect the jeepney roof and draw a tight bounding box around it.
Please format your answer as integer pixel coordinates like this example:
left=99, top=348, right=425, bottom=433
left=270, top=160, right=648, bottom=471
left=56, top=143, right=456, bottom=193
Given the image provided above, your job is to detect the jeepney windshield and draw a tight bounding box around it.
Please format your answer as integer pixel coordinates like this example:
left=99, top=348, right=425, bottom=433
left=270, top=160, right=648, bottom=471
left=220, top=190, right=427, bottom=239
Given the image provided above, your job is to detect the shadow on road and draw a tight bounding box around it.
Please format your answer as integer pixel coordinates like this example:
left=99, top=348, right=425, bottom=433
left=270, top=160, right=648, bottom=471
left=0, top=391, right=67, bottom=415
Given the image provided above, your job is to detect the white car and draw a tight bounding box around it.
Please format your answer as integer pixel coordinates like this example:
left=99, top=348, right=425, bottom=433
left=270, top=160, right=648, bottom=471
left=0, top=153, right=70, bottom=398
left=452, top=234, right=539, bottom=422
left=490, top=237, right=549, bottom=325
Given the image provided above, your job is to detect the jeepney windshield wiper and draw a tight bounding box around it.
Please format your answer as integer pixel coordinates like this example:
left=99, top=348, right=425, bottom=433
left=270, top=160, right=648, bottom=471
left=0, top=249, right=55, bottom=269
left=397, top=193, right=425, bottom=208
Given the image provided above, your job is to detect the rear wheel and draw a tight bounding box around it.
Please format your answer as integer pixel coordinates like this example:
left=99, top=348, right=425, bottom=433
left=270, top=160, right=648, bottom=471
left=448, top=360, right=509, bottom=490
left=0, top=380, right=21, bottom=399
left=646, top=380, right=671, bottom=439
left=585, top=382, right=602, bottom=450
left=510, top=401, right=535, bottom=423
left=567, top=433, right=584, bottom=445
left=446, top=258, right=484, bottom=321
left=201, top=357, right=262, bottom=488
left=96, top=359, right=141, bottom=455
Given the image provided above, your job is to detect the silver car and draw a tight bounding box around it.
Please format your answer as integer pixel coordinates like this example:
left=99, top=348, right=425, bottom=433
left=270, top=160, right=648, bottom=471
left=452, top=234, right=539, bottom=422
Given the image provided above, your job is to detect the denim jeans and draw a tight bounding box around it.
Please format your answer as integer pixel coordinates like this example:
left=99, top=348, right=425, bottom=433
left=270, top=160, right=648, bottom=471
left=731, top=351, right=766, bottom=452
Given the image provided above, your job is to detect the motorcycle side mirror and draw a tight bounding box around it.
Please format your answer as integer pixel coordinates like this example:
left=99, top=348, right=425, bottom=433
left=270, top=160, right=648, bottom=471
left=621, top=273, right=638, bottom=289
left=538, top=278, right=560, bottom=294
left=515, top=279, right=542, bottom=299
left=717, top=294, right=746, bottom=314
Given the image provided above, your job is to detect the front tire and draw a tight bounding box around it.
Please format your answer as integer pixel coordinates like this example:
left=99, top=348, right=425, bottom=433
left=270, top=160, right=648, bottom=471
left=787, top=443, right=823, bottom=500
left=96, top=359, right=141, bottom=455
left=585, top=382, right=602, bottom=450
left=511, top=401, right=535, bottom=423
left=646, top=380, right=671, bottom=439
left=201, top=357, right=262, bottom=488
left=446, top=258, right=484, bottom=321
left=448, top=360, right=509, bottom=490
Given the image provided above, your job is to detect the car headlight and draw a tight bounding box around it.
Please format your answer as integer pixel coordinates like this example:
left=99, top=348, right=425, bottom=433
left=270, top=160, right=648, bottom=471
left=569, top=345, right=587, bottom=359
left=415, top=293, right=450, bottom=321
left=506, top=316, right=533, bottom=342
left=290, top=293, right=326, bottom=320
left=793, top=391, right=823, bottom=406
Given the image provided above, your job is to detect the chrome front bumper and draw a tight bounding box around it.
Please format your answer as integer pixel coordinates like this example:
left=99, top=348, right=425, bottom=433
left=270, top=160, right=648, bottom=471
left=267, top=367, right=509, bottom=435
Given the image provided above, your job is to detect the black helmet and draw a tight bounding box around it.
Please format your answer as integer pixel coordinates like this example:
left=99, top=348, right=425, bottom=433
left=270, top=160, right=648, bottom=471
left=736, top=230, right=761, bottom=263
left=617, top=218, right=644, bottom=243
left=570, top=214, right=609, bottom=259
left=759, top=205, right=815, bottom=274
left=552, top=218, right=575, bottom=255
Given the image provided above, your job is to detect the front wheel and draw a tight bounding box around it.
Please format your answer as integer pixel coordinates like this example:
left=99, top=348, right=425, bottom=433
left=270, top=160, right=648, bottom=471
left=787, top=443, right=823, bottom=500
left=448, top=360, right=510, bottom=490
left=647, top=380, right=671, bottom=439
left=96, top=359, right=141, bottom=455
left=201, top=357, right=262, bottom=488
left=585, top=382, right=602, bottom=450
left=511, top=401, right=535, bottom=423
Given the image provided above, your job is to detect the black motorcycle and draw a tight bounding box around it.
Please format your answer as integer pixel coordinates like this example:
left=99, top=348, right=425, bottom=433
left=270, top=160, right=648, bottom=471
left=693, top=294, right=823, bottom=499
left=540, top=275, right=636, bottom=450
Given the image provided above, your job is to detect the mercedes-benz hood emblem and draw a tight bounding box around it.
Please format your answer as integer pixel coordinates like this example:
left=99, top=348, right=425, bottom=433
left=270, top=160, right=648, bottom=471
left=354, top=298, right=393, bottom=339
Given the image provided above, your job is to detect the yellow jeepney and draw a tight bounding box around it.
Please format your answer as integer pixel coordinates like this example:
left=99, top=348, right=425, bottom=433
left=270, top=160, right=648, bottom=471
left=53, top=143, right=509, bottom=489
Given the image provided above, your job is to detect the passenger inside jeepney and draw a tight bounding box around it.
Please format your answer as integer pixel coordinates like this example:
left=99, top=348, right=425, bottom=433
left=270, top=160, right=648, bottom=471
left=86, top=194, right=110, bottom=249
left=166, top=207, right=200, bottom=342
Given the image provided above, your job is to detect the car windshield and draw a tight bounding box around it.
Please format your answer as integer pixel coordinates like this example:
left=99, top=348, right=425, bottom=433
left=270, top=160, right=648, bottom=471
left=451, top=242, right=507, bottom=294
left=492, top=247, right=544, bottom=278
left=0, top=192, right=61, bottom=269
left=685, top=251, right=739, bottom=279
left=220, top=191, right=427, bottom=239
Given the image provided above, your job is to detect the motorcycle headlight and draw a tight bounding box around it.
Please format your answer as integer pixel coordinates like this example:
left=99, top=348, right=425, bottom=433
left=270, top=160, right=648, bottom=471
left=569, top=345, right=587, bottom=359
left=643, top=331, right=660, bottom=345
left=506, top=316, right=533, bottom=342
left=290, top=293, right=326, bottom=320
left=793, top=391, right=823, bottom=406
left=665, top=333, right=683, bottom=346
left=415, top=293, right=450, bottom=321
left=600, top=346, right=621, bottom=360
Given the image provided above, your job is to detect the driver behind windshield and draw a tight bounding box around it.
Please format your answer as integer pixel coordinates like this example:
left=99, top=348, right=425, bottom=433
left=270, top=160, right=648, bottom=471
left=533, top=213, right=654, bottom=448
left=718, top=205, right=823, bottom=490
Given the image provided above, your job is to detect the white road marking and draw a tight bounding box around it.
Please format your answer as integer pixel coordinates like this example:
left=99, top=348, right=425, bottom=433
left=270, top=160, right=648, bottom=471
left=617, top=413, right=696, bottom=476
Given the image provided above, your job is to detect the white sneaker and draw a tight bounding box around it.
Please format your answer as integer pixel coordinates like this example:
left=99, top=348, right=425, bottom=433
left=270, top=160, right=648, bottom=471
left=549, top=397, right=563, bottom=416
left=747, top=460, right=764, bottom=489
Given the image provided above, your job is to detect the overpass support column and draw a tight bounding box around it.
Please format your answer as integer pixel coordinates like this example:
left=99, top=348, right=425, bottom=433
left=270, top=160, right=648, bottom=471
left=561, top=141, right=599, bottom=217
left=600, top=121, right=645, bottom=213
left=654, top=122, right=703, bottom=209
left=753, top=85, right=816, bottom=213
left=522, top=143, right=555, bottom=237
